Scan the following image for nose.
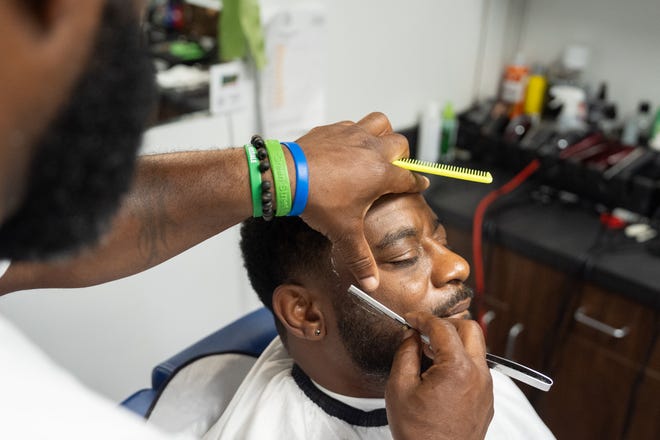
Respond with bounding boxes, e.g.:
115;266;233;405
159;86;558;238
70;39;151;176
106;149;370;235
428;242;470;287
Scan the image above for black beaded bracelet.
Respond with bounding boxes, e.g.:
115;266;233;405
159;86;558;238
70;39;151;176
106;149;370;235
251;135;274;221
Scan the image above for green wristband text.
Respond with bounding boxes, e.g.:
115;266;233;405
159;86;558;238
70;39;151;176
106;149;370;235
265;139;292;216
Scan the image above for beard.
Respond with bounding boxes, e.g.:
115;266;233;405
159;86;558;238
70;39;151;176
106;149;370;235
0;0;156;261
334;283;475;381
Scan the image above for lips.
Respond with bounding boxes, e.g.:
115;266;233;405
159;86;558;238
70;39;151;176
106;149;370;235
442;297;472;319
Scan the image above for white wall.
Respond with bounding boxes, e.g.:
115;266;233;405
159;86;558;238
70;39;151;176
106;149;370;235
323;0;486;128
517;0;660;118
260;0;490;128
0;1;492;403
473;0;526;101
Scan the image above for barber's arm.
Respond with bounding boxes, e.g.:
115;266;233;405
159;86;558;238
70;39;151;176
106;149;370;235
386;312;494;440
0;112;427;295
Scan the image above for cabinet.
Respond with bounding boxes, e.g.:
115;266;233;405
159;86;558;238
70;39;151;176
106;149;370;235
535;284;656;439
445;224;659;439
625;333;660;439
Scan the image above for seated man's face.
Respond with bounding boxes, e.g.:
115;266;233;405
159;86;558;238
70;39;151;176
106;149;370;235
328;193;472;378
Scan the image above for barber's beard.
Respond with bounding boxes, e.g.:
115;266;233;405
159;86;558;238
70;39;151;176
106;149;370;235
334;284;475;383
0;0;156;261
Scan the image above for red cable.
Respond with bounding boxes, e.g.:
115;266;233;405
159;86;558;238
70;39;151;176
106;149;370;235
472;159;541;333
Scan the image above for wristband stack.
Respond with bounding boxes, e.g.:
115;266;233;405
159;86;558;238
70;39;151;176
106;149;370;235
244;135;309;220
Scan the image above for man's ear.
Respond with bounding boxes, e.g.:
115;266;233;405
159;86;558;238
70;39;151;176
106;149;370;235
272;284;326;340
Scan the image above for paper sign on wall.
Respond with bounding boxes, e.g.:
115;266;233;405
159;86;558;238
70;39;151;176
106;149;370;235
210;61;254;115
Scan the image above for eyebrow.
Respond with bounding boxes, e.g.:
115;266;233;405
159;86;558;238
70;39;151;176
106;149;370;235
374;227;419;251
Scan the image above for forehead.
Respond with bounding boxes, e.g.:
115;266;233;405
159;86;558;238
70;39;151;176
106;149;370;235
363;194;436;244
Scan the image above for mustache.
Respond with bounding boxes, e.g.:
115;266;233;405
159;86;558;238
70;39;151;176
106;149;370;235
431;284;474;317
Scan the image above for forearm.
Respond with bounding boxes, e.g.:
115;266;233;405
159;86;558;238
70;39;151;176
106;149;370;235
0;112;428;295
0;148;252;294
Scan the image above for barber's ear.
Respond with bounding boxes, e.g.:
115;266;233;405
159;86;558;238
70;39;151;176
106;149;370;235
15;0;104;37
2;0;105;111
272;284;326;340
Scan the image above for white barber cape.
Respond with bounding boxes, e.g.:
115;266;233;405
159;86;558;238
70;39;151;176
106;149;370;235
0;260;180;439
204;337;556;440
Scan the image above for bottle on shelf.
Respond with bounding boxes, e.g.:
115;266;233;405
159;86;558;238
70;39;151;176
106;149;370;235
649;107;660;151
598;104;619;139
417;101;441;162
440;102;458;161
524;65;547;125
587;82;608;127
621;102;652;146
500;53;529;119
637;102;654;145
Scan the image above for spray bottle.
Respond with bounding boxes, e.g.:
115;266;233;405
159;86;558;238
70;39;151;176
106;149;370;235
548;85;587;132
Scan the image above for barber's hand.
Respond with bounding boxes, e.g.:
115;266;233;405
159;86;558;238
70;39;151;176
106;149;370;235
385;312;494;440
296;112;429;291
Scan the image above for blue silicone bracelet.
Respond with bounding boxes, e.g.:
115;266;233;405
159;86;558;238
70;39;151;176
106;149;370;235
282;142;309;216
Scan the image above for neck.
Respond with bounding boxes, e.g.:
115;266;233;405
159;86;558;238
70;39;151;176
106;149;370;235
289;339;387;398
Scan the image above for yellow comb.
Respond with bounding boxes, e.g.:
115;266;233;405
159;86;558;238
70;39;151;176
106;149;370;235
392;158;493;184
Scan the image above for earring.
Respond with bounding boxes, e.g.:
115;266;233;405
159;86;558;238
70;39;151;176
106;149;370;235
314;328;321;336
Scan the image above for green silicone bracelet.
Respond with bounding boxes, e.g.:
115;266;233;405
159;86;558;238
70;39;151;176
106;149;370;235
244;144;263;217
264;139;292;216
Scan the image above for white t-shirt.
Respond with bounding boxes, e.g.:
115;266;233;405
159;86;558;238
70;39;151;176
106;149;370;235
0;260;180;439
204;338;556;440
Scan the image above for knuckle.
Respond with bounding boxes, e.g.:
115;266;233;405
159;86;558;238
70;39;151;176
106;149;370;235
344;253;374;272
389;132;410;155
368;111;388;124
332;234;372;272
460;319;486;340
427;316;453;337
463;319;483;332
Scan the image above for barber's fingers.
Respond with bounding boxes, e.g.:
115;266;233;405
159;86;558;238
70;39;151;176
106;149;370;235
378;132;411;159
357;112;393;135
451;318;488;367
406;312;487;367
332;222;380;291
387;330;423;392
378;132;431;193
387;313;494;440
386;157;431;195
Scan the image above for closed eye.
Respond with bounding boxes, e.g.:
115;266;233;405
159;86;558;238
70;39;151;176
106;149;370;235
387;252;420;268
388;256;419;268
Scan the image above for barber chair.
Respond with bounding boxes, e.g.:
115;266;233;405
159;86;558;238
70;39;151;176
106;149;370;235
120;307;277;436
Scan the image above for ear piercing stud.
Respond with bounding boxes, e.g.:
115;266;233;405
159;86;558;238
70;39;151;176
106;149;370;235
314;329;321;336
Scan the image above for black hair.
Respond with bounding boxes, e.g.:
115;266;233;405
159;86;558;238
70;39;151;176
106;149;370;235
239;216;332;313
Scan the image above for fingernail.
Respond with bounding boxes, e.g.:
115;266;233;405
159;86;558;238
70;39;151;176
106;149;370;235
360;276;379;291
